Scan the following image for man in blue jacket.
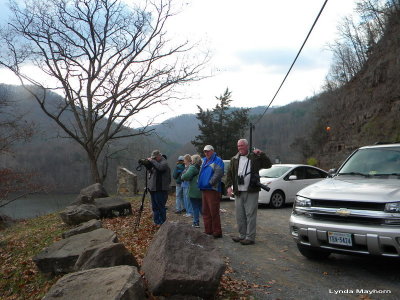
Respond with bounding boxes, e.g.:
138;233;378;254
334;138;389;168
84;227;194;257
198;145;224;238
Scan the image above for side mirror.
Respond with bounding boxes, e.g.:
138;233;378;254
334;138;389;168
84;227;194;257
328;168;337;177
289;175;297;180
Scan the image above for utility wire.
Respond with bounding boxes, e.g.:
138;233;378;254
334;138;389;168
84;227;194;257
254;0;329;125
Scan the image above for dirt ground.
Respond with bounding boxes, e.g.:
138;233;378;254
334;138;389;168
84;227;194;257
168;199;400;300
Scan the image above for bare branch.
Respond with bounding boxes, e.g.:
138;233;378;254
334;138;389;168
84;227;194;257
0;0;208;183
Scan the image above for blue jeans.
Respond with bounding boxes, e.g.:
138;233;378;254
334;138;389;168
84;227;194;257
175;184;184;212
190;197;202;225
182;186;193;215
150;191;168;225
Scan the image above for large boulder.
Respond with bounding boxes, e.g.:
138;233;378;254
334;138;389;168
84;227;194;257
33;228;117;275
61;219;102;239
59;204;100;225
74;242;138;271
71;194;95;205
94;196;132;218
142;221;226;298
80;183;108;198
71;183;108;205
42;266;145;300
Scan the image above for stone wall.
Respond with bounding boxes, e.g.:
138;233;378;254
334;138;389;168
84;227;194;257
117;167;138;196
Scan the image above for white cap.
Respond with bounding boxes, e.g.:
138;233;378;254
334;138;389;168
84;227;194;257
203;145;214;151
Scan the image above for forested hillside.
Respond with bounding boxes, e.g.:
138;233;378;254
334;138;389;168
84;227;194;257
312;7;400;169
0;85;159;193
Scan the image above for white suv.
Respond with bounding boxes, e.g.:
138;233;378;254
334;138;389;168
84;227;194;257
290;143;400;259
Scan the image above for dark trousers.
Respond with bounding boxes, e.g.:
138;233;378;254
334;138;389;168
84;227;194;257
201;190;222;236
150;191;168;225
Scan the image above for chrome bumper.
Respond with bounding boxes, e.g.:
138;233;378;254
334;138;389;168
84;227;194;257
290;214;400;257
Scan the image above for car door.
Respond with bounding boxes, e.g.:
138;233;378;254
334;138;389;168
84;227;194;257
284;167;307;202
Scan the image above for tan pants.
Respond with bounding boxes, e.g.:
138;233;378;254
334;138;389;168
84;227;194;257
235;191;259;241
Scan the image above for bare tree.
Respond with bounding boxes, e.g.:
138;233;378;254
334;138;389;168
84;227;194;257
0;0;207;183
324;0;399;90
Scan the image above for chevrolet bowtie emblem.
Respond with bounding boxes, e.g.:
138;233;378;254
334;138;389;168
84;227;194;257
336;208;351;216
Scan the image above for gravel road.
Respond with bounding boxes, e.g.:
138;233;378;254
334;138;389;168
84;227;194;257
170;200;400;299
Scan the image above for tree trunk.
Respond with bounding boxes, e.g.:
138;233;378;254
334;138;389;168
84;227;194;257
88;153;102;184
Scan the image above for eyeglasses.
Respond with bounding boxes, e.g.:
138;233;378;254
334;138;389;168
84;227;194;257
203;150;210;153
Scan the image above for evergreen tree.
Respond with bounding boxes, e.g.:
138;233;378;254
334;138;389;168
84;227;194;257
192;88;249;158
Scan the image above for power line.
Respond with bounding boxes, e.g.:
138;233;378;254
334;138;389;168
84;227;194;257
253;0;329;125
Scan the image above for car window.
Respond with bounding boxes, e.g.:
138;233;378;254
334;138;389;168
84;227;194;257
259;166;291;178
289;167;306;180
305;167;327;179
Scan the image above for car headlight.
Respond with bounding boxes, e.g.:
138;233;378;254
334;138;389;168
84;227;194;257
385;202;400;213
295;195;311;207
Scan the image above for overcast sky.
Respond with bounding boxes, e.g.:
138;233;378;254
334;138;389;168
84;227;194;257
0;0;357;126
160;0;356;122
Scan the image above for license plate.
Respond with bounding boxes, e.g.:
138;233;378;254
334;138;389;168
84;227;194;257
328;231;352;246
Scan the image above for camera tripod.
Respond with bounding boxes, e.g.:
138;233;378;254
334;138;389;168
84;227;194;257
133;169;149;232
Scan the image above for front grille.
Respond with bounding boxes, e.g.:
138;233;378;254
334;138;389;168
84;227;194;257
312;213;384;225
312;200;386;211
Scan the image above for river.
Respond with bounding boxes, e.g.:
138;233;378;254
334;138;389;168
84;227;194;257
0;194;76;219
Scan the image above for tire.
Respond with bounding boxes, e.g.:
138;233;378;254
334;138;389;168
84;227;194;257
269;191;285;208
297;244;331;260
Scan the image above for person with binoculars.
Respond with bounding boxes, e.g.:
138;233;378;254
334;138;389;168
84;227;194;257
226;139;271;245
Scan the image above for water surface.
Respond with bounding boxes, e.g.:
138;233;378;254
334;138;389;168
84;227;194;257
0;194;76;219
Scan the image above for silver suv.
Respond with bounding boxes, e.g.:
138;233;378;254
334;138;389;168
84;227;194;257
290;143;400;259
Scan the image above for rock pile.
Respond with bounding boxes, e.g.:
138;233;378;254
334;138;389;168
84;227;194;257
59;183;132;225
33;183;225;299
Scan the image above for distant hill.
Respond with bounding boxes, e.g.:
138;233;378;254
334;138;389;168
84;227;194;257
0;84;157;193
148;114;198;145
148;106;271;146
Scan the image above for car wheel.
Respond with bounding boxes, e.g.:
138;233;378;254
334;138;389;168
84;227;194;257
269;191;285;208
297;244;330;260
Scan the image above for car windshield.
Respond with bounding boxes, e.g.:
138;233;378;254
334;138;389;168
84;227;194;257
259;166;291;178
339;148;400;177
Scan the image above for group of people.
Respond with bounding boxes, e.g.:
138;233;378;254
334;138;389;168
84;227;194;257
172;145;224;237
145;138;271;245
